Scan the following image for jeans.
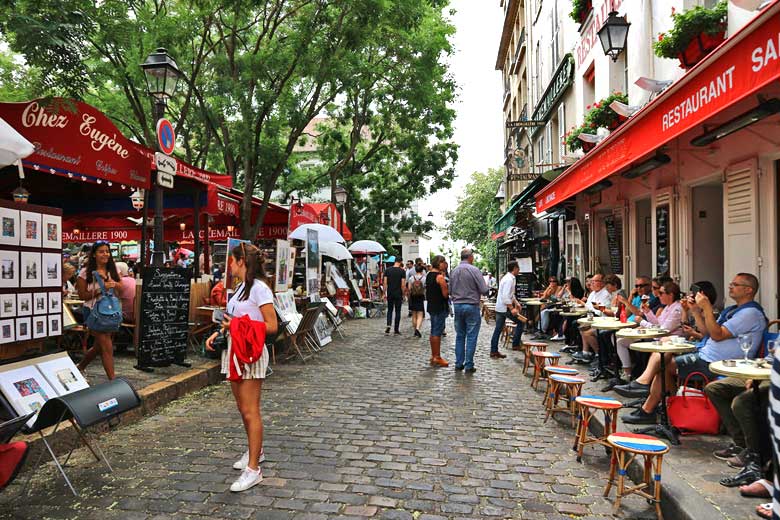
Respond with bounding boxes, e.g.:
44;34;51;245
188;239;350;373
704;377;769;454
386;296;402;331
429;310;448;337
490;311;524;353
454;303;481;369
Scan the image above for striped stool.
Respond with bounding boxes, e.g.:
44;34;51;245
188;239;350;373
542;366;579;407
544;374;586;426
503;321;518;350
521;341;547;374
530;351;560;390
573;395;623;462
604;432;670;519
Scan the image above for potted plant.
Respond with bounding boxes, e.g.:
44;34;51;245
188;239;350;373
569;0;593;24
565;123;597;154
586;92;629;129
653;1;727;70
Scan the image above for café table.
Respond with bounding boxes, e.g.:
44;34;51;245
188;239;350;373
629;341;696;445
710;359;771;463
589;319;638;382
560;308;587;317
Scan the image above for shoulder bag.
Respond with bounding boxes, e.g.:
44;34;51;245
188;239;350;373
667;371;720;435
85;271;123;333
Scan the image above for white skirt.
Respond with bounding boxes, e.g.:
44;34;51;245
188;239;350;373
220;335;268;380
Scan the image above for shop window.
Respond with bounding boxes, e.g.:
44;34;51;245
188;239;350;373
557;103;566;162
582;63;595;115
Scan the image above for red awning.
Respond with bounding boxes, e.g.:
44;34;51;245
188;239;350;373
130;143;233;189
0;98;152;189
289;202;353;241
535;3;780;213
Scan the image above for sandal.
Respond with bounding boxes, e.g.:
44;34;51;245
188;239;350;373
756;503;772;519
741;479;773;498
720;464;762;487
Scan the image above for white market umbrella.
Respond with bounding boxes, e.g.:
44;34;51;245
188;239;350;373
320;241;353;261
348;240;386;254
0;116;34;167
289;223;345;243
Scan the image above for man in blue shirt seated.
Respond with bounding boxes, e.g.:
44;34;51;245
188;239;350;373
623;273;767;425
617;275;659;324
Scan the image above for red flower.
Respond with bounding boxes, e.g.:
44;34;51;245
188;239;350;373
671;7;676;15
658;33;665;41
586;104;592;110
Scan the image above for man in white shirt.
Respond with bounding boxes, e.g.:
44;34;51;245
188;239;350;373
489;262;528;358
573;273;613;362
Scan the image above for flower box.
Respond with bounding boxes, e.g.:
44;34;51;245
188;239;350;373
677;31;725;69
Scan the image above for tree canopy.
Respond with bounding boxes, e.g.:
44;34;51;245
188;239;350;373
444;167;503;270
0;0;458;243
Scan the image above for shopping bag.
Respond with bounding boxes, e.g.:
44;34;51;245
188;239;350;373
667;371;720;435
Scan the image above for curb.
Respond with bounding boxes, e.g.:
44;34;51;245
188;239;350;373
18;360;222;458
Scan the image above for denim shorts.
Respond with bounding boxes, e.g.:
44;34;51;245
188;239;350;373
429;310;448;337
674;352;715;381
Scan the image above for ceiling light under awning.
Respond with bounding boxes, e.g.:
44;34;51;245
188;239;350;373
621;153;671;179
691;98;780;146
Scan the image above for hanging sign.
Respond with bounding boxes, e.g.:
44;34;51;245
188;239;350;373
156;118;176;155
154;152;176;174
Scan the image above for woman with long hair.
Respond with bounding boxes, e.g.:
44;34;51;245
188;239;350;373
206;243;278;492
408;264;426;337
76;241;122;380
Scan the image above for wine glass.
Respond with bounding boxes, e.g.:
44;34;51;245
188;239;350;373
738;334;752;365
767;339;777;359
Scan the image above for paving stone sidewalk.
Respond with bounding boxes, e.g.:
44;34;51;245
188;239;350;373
1;315;664;519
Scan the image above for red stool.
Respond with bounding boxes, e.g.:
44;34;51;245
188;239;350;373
573;395;622;462
530;351;560;390
522;341;547;374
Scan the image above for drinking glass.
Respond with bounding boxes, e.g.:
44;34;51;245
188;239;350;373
739;334;752;365
767;340;777;358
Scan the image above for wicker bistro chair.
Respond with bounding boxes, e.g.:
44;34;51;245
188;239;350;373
604;432;670;519
521;341;548;374
530;350;561;390
544;374;587;426
542;366;579;407
573;395;623;462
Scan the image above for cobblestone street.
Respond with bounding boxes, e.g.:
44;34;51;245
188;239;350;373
2;316;662;519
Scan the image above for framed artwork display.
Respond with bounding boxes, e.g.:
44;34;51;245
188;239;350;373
42;214;62;250
0;293;15;318
17;293;31;316
32;315;46;339
19;211;41;248
62;304;77;330
15;317;30;341
36;353;88;395
0;250;19;289
0;319;13;344
0;364;57;427
0;208;19;246
42;253;60;288
47;314;61;337
20;252;41;288
47;292;61;314
33;293;47;315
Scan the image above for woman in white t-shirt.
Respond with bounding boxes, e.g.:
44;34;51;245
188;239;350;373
206;243;277;493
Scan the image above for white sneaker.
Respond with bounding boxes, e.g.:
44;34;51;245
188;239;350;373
233;449;266;470
230;466;263;492
550;334;564;341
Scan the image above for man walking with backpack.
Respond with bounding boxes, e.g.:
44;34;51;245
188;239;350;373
408;264;427;337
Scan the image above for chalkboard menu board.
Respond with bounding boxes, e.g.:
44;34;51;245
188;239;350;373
137;267;191;367
656;205;670;276
604;216;623;274
515;273;537;299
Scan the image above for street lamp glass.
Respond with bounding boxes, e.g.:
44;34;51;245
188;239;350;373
334;186;348;206
141;48;182;100
597;12;630;62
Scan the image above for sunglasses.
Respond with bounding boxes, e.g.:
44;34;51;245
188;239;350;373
652;285;660;290
634;283;649;288
94;240;110;246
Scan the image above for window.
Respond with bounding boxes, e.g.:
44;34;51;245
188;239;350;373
551;0;560;67
545;123;553;166
557;103;566;162
537;133;545;174
535;44;542;104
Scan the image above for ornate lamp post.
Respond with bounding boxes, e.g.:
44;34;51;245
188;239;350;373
333;185;348;239
140;48;182;266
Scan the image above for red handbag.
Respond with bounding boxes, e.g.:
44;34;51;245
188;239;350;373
667;372;721;435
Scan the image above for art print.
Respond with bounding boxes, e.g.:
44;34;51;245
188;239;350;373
0;250;19;288
48;292;61;313
15;317;30;341
0;294;15;318
313;314;332;347
42;214;62;250
20;252;41;288
32;315;46;339
0;365;58;427
33;293;47;315
19;211;41;247
0;208;19;246
48;314;61;337
0;319;13;344
42;253;61;287
36;352;89;395
275;239;290;292
17;293;31;316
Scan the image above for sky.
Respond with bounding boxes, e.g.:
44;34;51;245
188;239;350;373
423;0;505;254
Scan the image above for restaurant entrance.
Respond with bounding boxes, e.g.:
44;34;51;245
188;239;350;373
690;181;724;308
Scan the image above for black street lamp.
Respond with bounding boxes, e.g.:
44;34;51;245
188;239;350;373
141;47;182;266
333;185;348;239
598;11;631;62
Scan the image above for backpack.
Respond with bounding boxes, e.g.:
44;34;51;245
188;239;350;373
85;271;123;332
410;275;425;297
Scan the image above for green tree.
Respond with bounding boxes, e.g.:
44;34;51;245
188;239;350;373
445;168;503;270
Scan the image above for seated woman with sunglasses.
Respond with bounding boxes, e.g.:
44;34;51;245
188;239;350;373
206;243;277;493
76;241;122;380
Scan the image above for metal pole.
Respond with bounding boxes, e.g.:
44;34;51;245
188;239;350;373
152;100;166;267
193;191;201;279
140;189;149;268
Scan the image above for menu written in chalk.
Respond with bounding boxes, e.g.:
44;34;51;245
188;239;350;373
605;216;623;275
656;205;670;276
138;267;192;367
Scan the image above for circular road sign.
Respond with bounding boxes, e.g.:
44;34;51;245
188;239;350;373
156;118;176;155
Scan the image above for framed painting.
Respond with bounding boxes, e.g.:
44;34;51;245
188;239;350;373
36;353;88;395
47;314;61;337
32;315;46;339
19;211;41;248
15;317;30;341
0;364;58;427
16;293;31;316
0;208;19;247
42;214;62;250
33;292;47;315
20;252;41;288
0;250;19;289
42;253;61;288
0;319;13;344
0;293;15;319
47;292;61;314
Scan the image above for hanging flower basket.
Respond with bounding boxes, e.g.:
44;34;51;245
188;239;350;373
570;0;593;24
677;31;726;69
581;141;596;153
